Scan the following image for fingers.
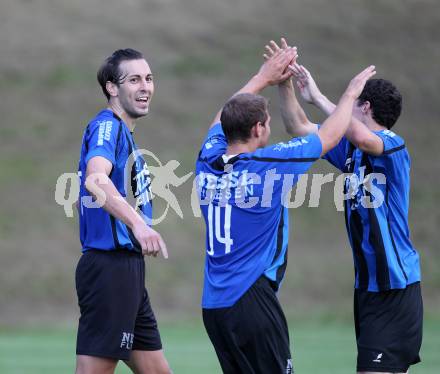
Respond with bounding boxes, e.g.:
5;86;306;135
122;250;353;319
260;42;298;85
355;65;376;80
296;80;305;90
280;70;294;82
269;40;281;52
264;38;296;60
352;65;376;87
299;65;310;79
158;236;169;259
264;44;275;57
152;239;160;257
346;65;377;99
141;239;156;257
139;228;168;259
288;63;301;76
288;63;308;85
269;46;296;67
364;65;376;80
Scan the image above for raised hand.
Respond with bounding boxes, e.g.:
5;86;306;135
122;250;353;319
288;63;322;104
344;65;376;99
257;46;297;86
263;38;293;61
261;38;297;85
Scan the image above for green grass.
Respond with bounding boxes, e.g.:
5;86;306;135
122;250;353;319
0;319;438;373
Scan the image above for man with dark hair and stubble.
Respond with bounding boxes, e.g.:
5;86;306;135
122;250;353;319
196;45;376;373
75;49;171;374
266;38;422;374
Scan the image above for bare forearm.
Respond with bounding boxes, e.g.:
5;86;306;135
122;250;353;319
314;94;382;155
210;74;269;127
319;93;356;155
278;81;316;136
313;93;336;116
85;175;145;229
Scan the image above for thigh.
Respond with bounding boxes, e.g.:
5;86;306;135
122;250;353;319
203;276;292;374
235;277;292;373
124;350;170;374
132;288;163;351
75;354;117;374
203;308;243;374
355;283;423;373
76;250;144;361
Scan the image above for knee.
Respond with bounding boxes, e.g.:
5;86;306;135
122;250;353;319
153;362;172;374
76;355;116;374
134;360;172;374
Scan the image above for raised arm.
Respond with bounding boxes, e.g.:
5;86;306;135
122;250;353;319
209;47;297;128
292;64;384;156
263;38;318;137
314;66;377;156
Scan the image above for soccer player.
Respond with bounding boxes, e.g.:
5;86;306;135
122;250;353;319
196;46;376;373
75;49;171;374
269;39;422;374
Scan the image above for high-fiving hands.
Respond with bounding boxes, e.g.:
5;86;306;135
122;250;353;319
264;37;376;103
257;43;297;86
263;38;296;86
263;38;322;103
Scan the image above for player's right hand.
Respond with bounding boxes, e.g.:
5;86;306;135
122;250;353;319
257;45;297;86
344;65;376;100
288;63;322;104
132;222;169;259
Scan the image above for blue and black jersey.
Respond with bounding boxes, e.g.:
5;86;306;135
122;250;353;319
324;129;421;291
196;123;322;308
78;109;152;252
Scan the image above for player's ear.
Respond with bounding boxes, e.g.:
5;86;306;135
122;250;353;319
106;81;118;98
362;101;371;114
253;122;263;138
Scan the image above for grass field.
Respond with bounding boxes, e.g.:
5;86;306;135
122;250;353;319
0;319;438;373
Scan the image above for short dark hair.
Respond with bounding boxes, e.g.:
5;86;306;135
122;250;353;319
220;93;269;143
358;79;402;129
97;48;144;101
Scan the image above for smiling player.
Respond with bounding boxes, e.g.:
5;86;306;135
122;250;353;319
75;49;170;374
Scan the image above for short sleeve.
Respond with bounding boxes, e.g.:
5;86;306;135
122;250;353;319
198;123;228;161
314;122;349;171
248;133;322;176
375;130;405;155
84;118;121;165
322;137;349;171
258;132;322;161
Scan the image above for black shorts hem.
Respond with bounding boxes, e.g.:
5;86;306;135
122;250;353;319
131;345;163;352
357;366;408;372
76;350;129;361
357;357;421;372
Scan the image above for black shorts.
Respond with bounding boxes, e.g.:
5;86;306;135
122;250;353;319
354;282;423;373
75;249;162;361
203;276;293;374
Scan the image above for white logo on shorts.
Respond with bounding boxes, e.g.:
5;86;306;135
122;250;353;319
120;332;134;349
286;358;293;373
373;353;383;363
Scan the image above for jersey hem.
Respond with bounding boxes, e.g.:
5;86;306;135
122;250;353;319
355;279;420;292
202;274;273;309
